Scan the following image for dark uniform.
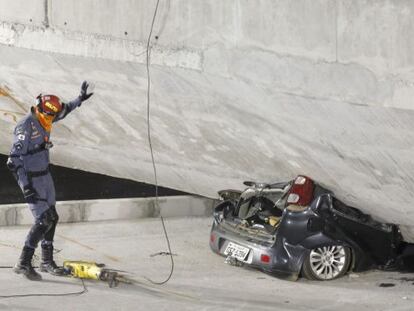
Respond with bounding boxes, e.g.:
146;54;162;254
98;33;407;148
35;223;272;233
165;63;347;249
8;99;80;247
7;82;93;280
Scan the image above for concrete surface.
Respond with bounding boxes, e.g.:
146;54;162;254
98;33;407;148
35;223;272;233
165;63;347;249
1;1;414;242
0;216;413;311
0;196;215;226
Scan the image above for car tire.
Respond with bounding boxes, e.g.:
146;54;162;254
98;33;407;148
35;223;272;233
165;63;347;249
302;245;351;281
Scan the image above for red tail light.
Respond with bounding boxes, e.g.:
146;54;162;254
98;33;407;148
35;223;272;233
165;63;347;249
260;254;270;263
286;175;314;207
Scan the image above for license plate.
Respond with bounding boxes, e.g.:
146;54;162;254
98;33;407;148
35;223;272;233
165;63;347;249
224;242;250;261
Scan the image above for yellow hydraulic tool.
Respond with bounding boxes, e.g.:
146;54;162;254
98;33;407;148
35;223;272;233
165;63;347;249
63;261;132;288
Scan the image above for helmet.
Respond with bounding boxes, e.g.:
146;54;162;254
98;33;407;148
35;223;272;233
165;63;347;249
36;94;62;116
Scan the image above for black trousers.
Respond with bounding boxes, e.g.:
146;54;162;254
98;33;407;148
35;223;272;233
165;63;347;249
25;205;59;249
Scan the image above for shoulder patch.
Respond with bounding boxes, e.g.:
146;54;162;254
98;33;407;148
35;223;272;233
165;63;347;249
15;126;25;135
17;134;26;141
14;142;23;151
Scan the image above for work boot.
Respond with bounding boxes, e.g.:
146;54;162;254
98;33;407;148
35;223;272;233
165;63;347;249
40;244;65;276
13;246;42;281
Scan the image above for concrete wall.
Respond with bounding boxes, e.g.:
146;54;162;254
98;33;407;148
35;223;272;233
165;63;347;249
2;1;414;108
1;1;414;240
0;196;216;226
0;0;45;26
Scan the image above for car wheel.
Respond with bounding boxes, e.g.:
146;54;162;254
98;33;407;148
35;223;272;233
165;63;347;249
302;245;351;281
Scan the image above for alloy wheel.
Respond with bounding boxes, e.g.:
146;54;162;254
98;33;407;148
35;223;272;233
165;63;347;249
309;246;347;280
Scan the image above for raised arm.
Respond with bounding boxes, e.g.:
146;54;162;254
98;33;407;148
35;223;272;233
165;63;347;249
54;81;94;123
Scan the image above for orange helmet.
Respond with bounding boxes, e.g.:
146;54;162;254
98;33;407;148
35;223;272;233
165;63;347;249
36;94;63;116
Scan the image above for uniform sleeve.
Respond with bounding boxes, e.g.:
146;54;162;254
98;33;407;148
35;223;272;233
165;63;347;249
53;97;82;123
8;122;32;188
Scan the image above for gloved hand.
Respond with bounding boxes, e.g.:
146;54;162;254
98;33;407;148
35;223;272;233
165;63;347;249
78;81;93;104
6;158;18;180
23;185;37;204
6;157;16;171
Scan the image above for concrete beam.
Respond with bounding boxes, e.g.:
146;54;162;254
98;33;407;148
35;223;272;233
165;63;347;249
1;1;414;242
0;0;45;26
338;0;414;75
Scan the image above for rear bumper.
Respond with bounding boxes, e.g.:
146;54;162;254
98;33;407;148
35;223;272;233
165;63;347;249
210;221;307;281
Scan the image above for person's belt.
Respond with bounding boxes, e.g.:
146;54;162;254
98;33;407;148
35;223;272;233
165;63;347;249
27;168;49;178
9;142;53;158
27;146;48;155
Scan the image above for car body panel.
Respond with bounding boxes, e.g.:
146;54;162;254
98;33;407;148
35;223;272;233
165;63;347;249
210;176;412;280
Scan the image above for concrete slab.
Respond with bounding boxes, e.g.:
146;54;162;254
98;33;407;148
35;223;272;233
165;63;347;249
0;196;215;226
0;217;413;310
1;0;414;244
2;45;413;241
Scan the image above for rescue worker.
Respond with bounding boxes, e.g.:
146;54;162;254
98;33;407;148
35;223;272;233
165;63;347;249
6;81;93;281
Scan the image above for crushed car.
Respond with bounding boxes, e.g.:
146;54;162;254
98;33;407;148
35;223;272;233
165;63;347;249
209;175;414;281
